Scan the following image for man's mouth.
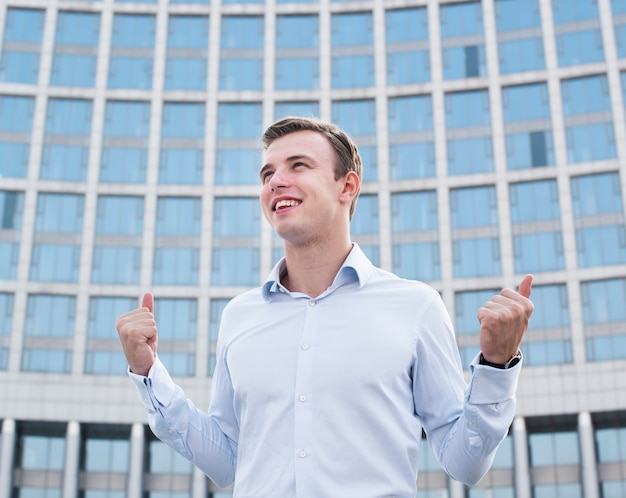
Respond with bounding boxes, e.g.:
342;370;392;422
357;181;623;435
274;199;301;211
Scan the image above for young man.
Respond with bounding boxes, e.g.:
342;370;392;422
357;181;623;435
117;117;534;497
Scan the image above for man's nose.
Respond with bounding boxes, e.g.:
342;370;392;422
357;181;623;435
268;168;288;189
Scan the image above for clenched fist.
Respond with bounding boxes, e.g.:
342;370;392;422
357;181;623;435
116;293;158;376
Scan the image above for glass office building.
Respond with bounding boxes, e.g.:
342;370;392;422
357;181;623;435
0;0;625;496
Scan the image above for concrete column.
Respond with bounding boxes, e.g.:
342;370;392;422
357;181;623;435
192;465;207;498
127;423;145;498
513;417;531;498
579;412;600;498
449;478;465;498
0;418;16;498
62;421;80;498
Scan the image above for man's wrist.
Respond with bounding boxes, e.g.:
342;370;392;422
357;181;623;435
479;352;521;369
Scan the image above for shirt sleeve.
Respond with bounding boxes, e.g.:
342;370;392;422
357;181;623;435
127;355;237;488
412;292;521;486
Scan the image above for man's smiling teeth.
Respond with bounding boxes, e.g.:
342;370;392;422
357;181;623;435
275;199;300;211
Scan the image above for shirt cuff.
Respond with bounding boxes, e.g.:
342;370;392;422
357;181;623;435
127;355;179;411
466;352;523;404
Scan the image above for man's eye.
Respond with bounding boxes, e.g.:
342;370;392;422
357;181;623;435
262;171;273;182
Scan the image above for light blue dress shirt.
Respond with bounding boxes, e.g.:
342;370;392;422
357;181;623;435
130;244;521;497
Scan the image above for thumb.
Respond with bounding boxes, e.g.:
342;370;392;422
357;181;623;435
141;292;154;313
518;274;533;299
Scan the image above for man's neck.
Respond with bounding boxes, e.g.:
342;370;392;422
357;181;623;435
281;238;353;298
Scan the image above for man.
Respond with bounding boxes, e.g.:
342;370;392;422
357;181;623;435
117;117;534;497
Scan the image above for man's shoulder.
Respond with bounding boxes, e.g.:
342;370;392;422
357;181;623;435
367;265;439;297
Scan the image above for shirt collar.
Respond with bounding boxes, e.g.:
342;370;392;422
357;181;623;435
261;243;374;302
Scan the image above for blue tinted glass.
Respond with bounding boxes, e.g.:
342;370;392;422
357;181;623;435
440;1;483;37
275;101;319;119
92;246;141;285
527;285;570;332
104;101;150;137
0;51;40;83
498;37;545;74
502;83;550;122
391;191;438;231
35;193;84;232
156;197;201;236
552;0;599;23
387;50;431;84
167;16;208;49
111;14;155;48
22;349;72;373
96;196;144;235
332;12;373;46
616;24;626;58
0;241;19;280
155;298;197;341
0;293;13;337
388;96;433;133
351;194;378;235
442;45;486;80
162;102;205;138
219;58;263;90
20;435;66;469
150;440;193;474
582;278;626;323
276;57;318;90
25;294;76;337
165;58;207;90
100;147;147;183
159;149;203;185
359;146;377;183
529;431;580;466
108;56;153;89
596;427;626;462
217;102;262;139
455;289;497;334
85;350;130;375
30;244;81;282
41;145;88;181
613;0;626;14
55;11;100;45
562;75;611;115
1;190;24;230
576;226;626;267
445;90;491;128
506;130;555;169
393;243;440;281
332;54;375;88
510;180;560;222
571;172;623;215
386;7;428;43
453;238;501;278
85;439;130;472
0;142;29;178
447;137;493;175
221;16;264;49
51;54;97;87
276;15;318;48
332;100;376;135
153;248;199;286
46;99;92;135
0;95;35;132
214;197;260;237
88;296;137;339
525;339;572;366
3;8;45;43
556;29;604;67
211;248;260;286
495;0;541;31
565;122;616;162
450;186;498;227
0;9;44;84
215;149;261;185
389;142;435;180
513;232;565;273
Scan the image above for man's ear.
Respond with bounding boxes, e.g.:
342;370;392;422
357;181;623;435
340;171;361;203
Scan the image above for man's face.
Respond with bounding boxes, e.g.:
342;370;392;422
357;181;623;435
259;130;351;246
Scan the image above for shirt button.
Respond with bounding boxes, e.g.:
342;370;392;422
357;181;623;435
309;300;316;306
301;343;309;351
299;450;307;458
299;395;307;402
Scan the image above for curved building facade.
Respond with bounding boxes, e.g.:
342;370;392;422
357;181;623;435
0;0;625;496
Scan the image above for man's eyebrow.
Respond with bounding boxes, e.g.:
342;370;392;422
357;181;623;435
259;154;313;178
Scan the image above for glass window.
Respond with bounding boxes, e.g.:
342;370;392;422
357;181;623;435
275;101;319;119
165;15;209;91
154;298;197;377
596;423;626;496
160;102;205;185
41;98;93;181
332;100;377;182
92;196;144;285
51;11;100;87
351;194;379;266
215;102;263;185
0;95;35;178
391;191;439;282
581;278;626;361
556;29;604;67
0;292;13;370
86;296;137;375
450;185;500;278
571;172;626;268
220;16;264;91
153;197;201;286
276;15;319;90
0;8;45;84
108;14;155;89
100;100;150;183
212;197;260;287
22;294;75;373
30;193;84;283
561;75;615;163
440;2;486;80
385;8;430;85
331;12;374;88
552;0;599;23
0;190;24;280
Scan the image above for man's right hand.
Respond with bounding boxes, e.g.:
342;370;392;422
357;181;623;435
116;293;158;376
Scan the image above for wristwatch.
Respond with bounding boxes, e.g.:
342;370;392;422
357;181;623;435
479;352;521;369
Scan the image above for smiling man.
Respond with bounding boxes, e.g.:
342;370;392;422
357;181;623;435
117;116;534;497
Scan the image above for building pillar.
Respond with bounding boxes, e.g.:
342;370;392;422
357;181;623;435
0;418;16;498
512;417;531;498
449;478;465;498
192;465;207;498
62;421;80;498
579;411;600;498
127;423;145;498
